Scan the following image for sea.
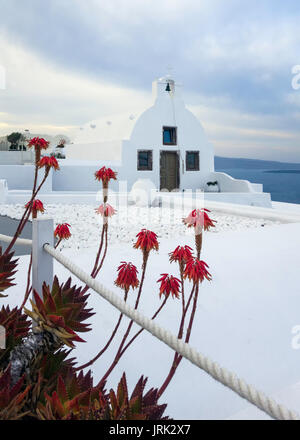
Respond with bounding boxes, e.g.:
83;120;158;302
216;168;300;204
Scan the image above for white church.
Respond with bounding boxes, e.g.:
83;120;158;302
0;75;271;207
66;75;271;207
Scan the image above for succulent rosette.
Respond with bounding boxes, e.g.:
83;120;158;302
24;276;94;348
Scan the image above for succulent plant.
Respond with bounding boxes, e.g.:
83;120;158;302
0;248;18;297
37;369;104;420
24;276;94;348
39;349;77;383
0;305;31;367
30;349;77;409
0;367;31;420
37;371;168;420
107;373;168;420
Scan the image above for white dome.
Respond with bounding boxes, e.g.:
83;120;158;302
67;76;214;179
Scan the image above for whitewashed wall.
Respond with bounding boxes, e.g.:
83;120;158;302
0;165;52;192
53;164;120;192
0;151;34;165
0;164;268;197
66;140;122;162
207;172;263;193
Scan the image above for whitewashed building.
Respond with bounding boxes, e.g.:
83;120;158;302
66;75;271;206
68;75;215;191
0;75;271;207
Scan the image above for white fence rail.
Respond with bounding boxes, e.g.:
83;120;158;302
0;233;32;246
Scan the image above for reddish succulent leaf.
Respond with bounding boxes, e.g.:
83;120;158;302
0;306;30;365
25;276;94;347
33;290;47;316
45;293;57;313
0;367;30;419
48;314;65;327
57;376;68;402
0;248;18;295
37;371;168;420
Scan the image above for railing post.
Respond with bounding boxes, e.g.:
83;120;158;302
32;218;54;297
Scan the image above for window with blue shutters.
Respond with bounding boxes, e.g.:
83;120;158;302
163;127;177;145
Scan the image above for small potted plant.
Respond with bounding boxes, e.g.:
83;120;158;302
206;180;219;192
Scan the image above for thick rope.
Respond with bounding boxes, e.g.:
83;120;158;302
0;234;32;246
44;243;300;420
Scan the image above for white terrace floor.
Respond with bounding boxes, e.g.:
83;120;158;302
0;203;282;250
2;205;300;419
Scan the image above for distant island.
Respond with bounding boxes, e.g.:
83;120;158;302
264;170;300;174
215;156;300;170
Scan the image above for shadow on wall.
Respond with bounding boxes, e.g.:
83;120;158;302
0;215;32;256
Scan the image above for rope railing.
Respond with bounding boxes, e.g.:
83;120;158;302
44;242;300;421
0;233;32;247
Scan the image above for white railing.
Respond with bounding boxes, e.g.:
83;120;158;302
1;217;300;420
0;233;32;247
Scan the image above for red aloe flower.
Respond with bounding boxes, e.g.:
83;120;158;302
183;257;212;283
95;204;116;217
54;223;71;240
38;156;60;171
169;245;193;264
25;199;45;213
157;274;181;299
27;137;50;150
115;262;139;291
95;167;117;185
133;229;159;252
183;208;216;231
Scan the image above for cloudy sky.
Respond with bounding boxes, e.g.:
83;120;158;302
0;0;300;161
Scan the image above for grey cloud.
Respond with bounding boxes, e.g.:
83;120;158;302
1;0;300;160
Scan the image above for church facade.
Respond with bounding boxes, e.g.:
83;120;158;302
120;76;215;192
